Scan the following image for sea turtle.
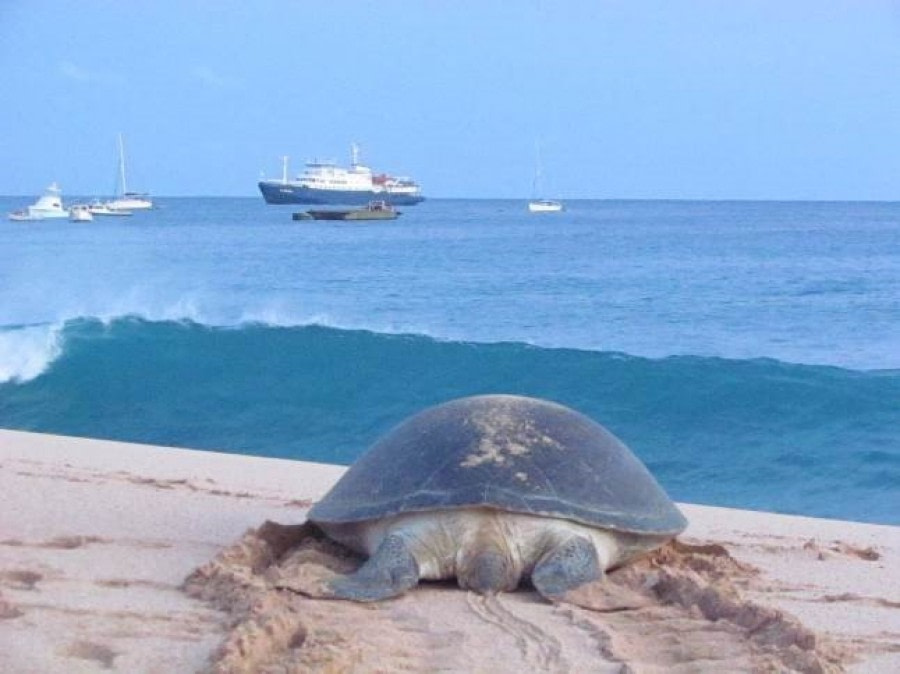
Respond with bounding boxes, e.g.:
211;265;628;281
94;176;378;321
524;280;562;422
307;394;687;602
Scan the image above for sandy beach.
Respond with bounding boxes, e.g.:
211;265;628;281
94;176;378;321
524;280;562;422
1;429;898;672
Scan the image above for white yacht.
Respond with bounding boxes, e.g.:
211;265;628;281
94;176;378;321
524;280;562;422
105;133;153;210
8;183;69;221
527;141;564;213
106;193;152;211
528;199;564;213
88;199;132;216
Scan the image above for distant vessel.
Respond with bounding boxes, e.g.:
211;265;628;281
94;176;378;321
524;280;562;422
528;199;564;213
528;141;563;213
105;133;153;211
88;199;132;217
294;200;401;221
259;144;424;206
68;204;94;222
8;183;69;221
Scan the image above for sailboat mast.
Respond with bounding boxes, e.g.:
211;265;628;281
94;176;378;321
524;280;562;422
532;140;543;198
118;133;128;196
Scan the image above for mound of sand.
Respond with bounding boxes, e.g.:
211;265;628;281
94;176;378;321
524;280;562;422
185;521;847;673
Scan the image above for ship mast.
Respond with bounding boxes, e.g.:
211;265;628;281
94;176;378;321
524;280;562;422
532;139;543;198
118;133;128;196
281;156;289;183
351;142;360;167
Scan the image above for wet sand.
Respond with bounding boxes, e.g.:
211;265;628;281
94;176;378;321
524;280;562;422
1;429;898;672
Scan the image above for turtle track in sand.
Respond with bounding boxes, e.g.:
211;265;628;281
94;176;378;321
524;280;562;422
466;593;567;673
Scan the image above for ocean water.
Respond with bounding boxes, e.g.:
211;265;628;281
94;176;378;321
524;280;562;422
1;197;898;525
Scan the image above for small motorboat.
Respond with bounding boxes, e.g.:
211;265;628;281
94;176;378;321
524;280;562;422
7;183;69;221
69;204;94;222
295;200;401;221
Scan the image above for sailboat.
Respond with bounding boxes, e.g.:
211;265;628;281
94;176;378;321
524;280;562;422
105;133;153;210
528;141;563;213
528;198;564;213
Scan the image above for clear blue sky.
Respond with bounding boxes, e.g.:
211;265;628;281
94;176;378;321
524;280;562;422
2;1;899;199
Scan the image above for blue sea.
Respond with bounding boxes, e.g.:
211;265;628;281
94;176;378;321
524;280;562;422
1;197;898;525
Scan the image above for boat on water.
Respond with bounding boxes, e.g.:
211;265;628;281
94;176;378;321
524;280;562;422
528;199;564;213
88;199;132;216
68;204;94;222
107;192;152;211
294;200;401;221
8;183;70;221
105;133;153;211
259;144;424;206
527;141;564;213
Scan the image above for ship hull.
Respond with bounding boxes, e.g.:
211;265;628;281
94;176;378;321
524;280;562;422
258;181;424;206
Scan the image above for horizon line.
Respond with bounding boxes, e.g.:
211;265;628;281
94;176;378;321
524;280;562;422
2;194;899;204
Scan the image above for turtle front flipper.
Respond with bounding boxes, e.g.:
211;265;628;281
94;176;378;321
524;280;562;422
531;535;601;601
327;533;420;602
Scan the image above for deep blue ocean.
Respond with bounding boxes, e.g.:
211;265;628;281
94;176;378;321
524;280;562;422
1;197;898;525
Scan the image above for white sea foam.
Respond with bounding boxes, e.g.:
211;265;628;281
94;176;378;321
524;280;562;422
84;289;212;327
236;302;328;328
0;324;64;384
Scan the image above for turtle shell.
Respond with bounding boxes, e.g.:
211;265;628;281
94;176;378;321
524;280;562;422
309;395;687;536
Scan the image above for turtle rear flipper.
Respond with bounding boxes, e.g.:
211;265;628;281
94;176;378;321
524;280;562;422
326;533;419;602
531;535;601;600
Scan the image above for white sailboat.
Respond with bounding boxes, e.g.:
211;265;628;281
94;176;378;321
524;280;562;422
528;199;564;213
88;199;132;217
105;133;153;211
527;141;563;213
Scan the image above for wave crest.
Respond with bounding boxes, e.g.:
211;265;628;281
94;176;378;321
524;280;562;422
0;324;65;383
1;316;897;525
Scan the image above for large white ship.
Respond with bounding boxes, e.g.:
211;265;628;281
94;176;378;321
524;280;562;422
258;144;424;206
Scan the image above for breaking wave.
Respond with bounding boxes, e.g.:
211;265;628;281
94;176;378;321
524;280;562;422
0;316;897;524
